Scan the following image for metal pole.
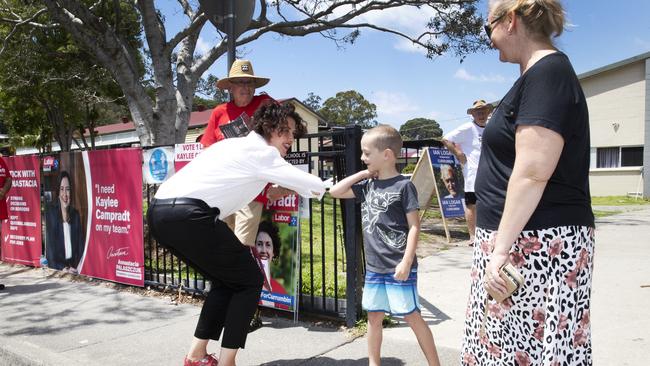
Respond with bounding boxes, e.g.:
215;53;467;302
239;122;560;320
227;0;236;72
343;125;363;327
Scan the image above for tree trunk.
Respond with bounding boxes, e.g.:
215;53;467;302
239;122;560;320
42;101;73;151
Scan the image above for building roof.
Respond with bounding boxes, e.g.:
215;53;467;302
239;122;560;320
90;109;213;136
578;51;650;80
88;97;328;137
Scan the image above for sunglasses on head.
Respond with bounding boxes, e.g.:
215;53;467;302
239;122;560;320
484;12;507;39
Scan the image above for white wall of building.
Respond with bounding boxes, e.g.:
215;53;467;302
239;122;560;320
581;58;647;196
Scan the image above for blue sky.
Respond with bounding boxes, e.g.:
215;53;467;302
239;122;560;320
164;0;650;135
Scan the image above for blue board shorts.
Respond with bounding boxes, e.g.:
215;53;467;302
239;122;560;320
362;269;420;316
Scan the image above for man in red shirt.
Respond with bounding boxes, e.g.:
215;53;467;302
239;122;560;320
0;155;12;291
200;59;274;146
200;60;281;249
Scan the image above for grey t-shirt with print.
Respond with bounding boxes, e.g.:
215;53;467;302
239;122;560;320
351;175;419;274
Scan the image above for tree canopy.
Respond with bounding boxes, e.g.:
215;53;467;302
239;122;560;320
1;0;487;146
320;90;377;129
302;92;323;112
0;0;141;151
399;117;443;140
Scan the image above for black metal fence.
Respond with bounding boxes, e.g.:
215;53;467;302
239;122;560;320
143;125;364;326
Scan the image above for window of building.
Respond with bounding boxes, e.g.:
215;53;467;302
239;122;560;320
621;146;643;167
597;147;619;168
596;146;643;168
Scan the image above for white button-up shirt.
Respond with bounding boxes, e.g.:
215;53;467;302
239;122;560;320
155;132;325;219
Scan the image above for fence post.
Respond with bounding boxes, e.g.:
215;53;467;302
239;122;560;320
343;125;363;327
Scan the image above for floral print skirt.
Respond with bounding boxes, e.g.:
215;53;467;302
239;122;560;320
460;226;594;365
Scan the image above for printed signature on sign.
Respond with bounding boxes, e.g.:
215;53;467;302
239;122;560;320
106;246;129;260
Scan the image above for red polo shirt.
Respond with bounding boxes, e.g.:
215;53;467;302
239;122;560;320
200;94;274;205
200;94;274;147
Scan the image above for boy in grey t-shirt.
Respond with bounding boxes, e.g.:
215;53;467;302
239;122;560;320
330;125;441;366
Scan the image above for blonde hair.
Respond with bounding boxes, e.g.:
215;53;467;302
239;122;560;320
363;125;403;158
490;0;565;40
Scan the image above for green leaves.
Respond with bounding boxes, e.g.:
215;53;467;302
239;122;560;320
319;90;377;129
399;118;443;140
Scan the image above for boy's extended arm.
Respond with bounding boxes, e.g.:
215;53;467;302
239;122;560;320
394;210;420;281
329;170;374;199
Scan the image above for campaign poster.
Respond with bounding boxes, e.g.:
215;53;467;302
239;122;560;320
142;147;175;184
253;151;309;312
43;152;89;274
256;194;300;312
428;147;465;218
0;155;41;267
174;143;203;172
80;149;144;285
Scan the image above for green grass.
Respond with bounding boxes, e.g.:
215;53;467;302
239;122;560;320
300;195;347;298
421;206;442;219
591;196;650;206
593;210;622;219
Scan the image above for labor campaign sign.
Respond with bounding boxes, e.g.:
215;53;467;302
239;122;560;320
77;149;144;286
174;143;203;172
253;151;311;313
0;155;42;267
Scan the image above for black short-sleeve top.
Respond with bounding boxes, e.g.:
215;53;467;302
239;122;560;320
475;52;595;231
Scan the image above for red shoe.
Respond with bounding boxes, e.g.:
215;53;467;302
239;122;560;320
183;354;218;366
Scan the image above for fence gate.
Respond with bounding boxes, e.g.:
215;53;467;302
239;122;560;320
144;126;364;326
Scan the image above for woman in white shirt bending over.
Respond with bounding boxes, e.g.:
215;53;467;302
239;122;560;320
148;102;326;366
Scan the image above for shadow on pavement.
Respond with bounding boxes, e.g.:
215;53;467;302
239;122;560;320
260;356;404;365
418;296;451;326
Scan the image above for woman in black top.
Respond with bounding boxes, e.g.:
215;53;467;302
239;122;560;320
461;1;595;365
45;171;86;272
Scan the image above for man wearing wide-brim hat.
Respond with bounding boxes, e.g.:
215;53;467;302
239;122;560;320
200;59;273;147
199;59;279;251
442;99;494;246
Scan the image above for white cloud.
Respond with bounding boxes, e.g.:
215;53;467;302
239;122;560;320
351;6;437;34
393;38;428;55
370;91;420;127
453;68;507;83
634;37;650;50
332;4;440;54
371;91;419;116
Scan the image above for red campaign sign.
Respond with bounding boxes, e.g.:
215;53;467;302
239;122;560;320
265;194;299;212
78;149;144;286
174;143;203;172
1;156;42;266
272;212;292;224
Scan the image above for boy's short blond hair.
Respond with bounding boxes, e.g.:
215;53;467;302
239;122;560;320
363;125;403;159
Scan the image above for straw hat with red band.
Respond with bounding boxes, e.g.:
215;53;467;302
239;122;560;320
216;59;270;90
466;99;494;114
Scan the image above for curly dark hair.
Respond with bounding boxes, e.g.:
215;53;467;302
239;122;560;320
257;220;281;260
252;102;307;140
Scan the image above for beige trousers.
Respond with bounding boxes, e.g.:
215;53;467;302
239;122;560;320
222;200;264;247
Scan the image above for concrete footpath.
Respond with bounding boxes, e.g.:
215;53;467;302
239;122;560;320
1;208;649;366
